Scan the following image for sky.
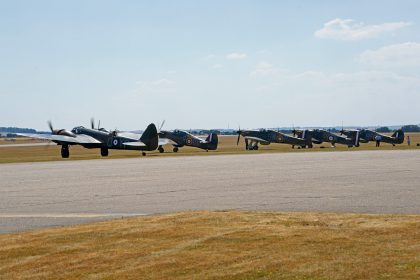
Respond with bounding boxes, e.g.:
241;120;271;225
1;0;420;131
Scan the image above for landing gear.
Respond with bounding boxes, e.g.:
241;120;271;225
158;146;164;153
142;152;146;156
173;147;179;153
61;145;69;158
100;147;109;157
253;145;259;150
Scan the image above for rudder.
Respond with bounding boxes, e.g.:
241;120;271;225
140;123;159;151
392;130;404;144
205;133;218;150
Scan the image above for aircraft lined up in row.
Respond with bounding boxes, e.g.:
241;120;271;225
18;120;219;158
236;127;404;150
18;120;404;158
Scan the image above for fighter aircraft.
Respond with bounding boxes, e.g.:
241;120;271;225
17;121;159;158
158;129;218;152
358;129;404;146
294;129;361;148
236;128;313;150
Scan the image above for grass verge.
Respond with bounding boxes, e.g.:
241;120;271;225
1;211;419;279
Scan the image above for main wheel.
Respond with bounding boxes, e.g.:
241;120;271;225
253;145;259;150
61;145;69;158
142;152;146;156
158;146;164;153
173;147;179;152
101;148;109;157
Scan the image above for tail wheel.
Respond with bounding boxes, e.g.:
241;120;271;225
173;147;179;152
101;148;109;157
142;152;146;156
158;146;164;153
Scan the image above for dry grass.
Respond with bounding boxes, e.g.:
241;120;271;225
0;133;419;164
0;211;419;279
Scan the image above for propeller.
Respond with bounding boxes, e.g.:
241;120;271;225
236;125;242;145
158;120;166;132
47;120;74;137
91;118;95;129
48;120;54;132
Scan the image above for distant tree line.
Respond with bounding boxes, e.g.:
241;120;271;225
401;125;420;132
376;127;391;133
0;127;36;133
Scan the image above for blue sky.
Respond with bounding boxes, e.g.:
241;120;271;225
1;0;419;130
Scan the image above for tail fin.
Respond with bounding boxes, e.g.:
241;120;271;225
205;133;218;150
302;130;313;148
140;123;159;151
392;130;404;144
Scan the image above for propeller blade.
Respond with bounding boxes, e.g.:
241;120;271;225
98;120;101;130
159;120;166;131
91;118;95;129
236;125;241;145
47;121;53;132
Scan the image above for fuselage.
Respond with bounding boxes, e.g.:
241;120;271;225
67;126;147;150
240;129;310;146
159;130;216;150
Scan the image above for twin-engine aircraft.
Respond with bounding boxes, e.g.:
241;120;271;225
18;120;158;158
158;130;218;152
236;128;313;150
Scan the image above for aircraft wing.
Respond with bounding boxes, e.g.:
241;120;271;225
17;133;101;144
158;138;177;145
243;136;270;145
117;132;141;141
122;141;146;147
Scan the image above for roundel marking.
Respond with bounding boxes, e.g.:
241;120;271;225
186;138;192;145
278;135;283;142
113;139;118;146
328;136;334;141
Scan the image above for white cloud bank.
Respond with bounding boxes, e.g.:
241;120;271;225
359;42;420;67
226;52;247;60
315;18;410;41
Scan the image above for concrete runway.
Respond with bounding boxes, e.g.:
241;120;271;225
1;150;419;233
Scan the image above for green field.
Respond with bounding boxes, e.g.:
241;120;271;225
0;133;419;164
1;211;419;279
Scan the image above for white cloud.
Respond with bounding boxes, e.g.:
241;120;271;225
315;18;410;41
226;52;247;60
359;42;420;67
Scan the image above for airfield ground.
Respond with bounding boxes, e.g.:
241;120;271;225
1;137;419;279
0;133;419;164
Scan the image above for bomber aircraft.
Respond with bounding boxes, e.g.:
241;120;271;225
236;128;313;150
158;129;218;152
18;121;159;158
